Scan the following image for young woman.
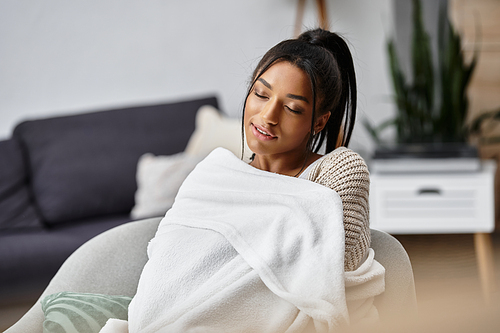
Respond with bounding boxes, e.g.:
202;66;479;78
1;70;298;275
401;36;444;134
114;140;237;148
124;28;381;333
244;28;370;272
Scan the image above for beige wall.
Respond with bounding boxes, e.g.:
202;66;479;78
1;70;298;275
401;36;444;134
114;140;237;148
450;0;500;136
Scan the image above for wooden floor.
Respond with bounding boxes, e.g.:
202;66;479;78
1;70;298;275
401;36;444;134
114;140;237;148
1;232;500;332
379;232;500;333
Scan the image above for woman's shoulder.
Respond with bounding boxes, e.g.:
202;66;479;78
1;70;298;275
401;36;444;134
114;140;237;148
307;147;369;184
307;148;371;271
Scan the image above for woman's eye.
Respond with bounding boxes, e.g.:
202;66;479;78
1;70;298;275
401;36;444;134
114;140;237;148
254;91;267;99
286;106;302;114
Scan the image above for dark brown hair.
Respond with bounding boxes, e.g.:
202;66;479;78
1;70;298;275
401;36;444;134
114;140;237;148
242;28;357;156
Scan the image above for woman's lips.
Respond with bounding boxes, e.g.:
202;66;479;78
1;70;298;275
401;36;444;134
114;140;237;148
251;124;277;141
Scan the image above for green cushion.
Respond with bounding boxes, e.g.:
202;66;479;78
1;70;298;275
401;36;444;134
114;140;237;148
41;291;132;333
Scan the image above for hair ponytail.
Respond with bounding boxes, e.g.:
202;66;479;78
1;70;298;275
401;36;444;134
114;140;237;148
298;29;357;152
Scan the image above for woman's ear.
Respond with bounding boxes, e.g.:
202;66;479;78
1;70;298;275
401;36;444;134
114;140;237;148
314;111;331;134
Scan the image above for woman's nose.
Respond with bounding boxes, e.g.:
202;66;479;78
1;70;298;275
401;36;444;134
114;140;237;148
260;100;279;125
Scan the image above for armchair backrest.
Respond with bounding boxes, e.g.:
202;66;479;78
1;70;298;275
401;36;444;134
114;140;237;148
370;229;418;321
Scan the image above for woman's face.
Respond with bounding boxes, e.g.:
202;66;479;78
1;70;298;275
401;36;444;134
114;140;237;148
244;61;324;160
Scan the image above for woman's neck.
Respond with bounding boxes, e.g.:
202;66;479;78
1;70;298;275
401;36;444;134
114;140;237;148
250;152;323;177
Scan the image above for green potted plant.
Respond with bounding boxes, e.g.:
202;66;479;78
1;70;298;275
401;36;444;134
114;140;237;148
364;0;477;158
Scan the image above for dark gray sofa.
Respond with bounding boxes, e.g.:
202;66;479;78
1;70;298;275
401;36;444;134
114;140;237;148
0;95;218;304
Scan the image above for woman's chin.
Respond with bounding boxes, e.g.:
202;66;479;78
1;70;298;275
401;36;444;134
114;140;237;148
246;143;269;157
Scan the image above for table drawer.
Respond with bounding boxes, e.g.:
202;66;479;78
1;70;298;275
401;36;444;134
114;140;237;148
369;162;495;234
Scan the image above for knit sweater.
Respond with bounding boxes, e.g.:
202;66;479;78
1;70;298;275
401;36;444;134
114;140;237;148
306;147;370;271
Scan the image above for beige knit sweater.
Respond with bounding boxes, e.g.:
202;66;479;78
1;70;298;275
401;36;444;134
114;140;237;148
306;147;370;271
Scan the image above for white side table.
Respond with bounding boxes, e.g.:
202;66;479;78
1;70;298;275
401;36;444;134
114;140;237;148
370;160;497;302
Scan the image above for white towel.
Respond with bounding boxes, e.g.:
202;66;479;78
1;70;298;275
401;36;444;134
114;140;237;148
127;148;384;333
100;319;128;333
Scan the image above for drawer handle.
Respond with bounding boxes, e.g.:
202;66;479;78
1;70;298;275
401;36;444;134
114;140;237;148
418;188;441;195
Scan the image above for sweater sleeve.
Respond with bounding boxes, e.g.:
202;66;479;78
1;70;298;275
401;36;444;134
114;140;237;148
307;147;370;271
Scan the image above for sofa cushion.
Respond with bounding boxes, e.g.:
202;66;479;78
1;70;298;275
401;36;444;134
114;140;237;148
185;105;250;160
0;139;43;230
130;152;204;220
13;96;218;225
0;214;132;302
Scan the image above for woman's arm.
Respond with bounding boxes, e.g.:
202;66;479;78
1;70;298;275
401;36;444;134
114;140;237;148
307;147;370;271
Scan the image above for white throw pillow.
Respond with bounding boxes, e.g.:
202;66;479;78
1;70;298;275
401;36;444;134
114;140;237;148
130;152;203;220
185;105;253;161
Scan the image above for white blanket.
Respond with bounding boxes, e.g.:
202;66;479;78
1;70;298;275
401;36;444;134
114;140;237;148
124;148;384;333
